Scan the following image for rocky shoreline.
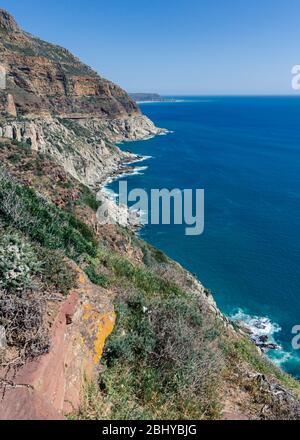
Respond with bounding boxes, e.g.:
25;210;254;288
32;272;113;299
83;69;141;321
232;312;282;352
99;135;284;359
1;7;300;421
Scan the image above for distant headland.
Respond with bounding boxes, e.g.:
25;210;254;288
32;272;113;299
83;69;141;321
129;93;165;102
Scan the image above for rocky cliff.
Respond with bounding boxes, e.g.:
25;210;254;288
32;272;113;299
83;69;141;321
0;9;300;422
0;266;115;420
0;9;138;119
0;9;166;186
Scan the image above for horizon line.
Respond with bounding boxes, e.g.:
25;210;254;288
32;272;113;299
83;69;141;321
130;93;300;97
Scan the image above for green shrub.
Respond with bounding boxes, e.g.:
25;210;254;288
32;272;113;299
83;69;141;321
37;247;77;295
142;243;169;267
79;185;102;211
85;265;109;288
97;249;182;297
7;153;22;164
226;338;300;391
97;290;223;420
11;139;32;150
0;168;98;259
0;233;40;292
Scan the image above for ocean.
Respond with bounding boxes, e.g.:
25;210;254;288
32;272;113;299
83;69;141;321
108;96;300;377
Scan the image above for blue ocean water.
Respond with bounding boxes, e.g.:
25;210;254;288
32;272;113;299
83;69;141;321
108;97;300;377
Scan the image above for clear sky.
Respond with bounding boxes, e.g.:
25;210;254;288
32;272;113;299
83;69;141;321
1;0;300;95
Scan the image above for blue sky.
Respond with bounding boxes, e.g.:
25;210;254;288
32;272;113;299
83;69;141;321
1;0;300;95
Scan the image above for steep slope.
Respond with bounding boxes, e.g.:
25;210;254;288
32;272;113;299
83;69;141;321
0;142;300;420
0;10;300;421
0;9;165;186
0;9;138;118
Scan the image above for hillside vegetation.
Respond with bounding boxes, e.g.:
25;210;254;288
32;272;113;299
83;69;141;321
0;8;300;421
1;140;300;420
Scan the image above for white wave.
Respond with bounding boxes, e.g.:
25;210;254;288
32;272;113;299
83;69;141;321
231;309;281;340
132;165;148;175
101;187;118;201
230;309;298;368
128;155;153;164
109;165;148;182
230;309;281;350
159;131;173;136
269;349;293;367
101;156;150;189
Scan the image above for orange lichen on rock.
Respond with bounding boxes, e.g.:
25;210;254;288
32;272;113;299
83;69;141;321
0;265;115;420
93;312;116;364
78;272;87;285
82;303;116;364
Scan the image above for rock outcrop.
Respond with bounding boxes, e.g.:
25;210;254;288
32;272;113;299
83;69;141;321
0;9;166;187
0;9;18;33
0;9;138;119
0;268;115;420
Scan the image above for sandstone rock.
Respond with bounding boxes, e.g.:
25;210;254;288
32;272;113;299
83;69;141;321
6;94;16;117
0;17;139;119
0;10;166;188
0;268;115;420
0;9;19;32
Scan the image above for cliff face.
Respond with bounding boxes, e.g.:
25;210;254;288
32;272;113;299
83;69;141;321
0;9;166;187
0;9;138;119
1;9;300;422
0;267;115;420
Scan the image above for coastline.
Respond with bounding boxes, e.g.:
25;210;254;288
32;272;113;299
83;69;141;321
1;6;300;420
99;130;290;369
97;144;154;230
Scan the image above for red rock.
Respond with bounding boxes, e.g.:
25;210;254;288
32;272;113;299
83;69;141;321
0;269;115;420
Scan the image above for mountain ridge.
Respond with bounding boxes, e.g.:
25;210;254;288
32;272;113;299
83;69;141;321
0;9;139;119
0;9;166;187
130;93;165;102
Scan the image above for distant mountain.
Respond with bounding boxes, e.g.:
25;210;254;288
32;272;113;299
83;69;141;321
129;93;165;102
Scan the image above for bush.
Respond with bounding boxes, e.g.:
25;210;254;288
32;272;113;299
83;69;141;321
85;265;109;288
0;288;49;365
11;139;32;150
79;185;101;211
7;153;22;164
0;167;98;260
97;249;182;297
0;233;40;292
97;290;224;419
37;247;77;295
142;243;169;267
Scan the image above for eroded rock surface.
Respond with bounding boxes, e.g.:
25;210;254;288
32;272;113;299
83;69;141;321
0;268;115;420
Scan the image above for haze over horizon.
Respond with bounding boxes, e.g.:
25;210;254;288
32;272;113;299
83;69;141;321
1;0;300;96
